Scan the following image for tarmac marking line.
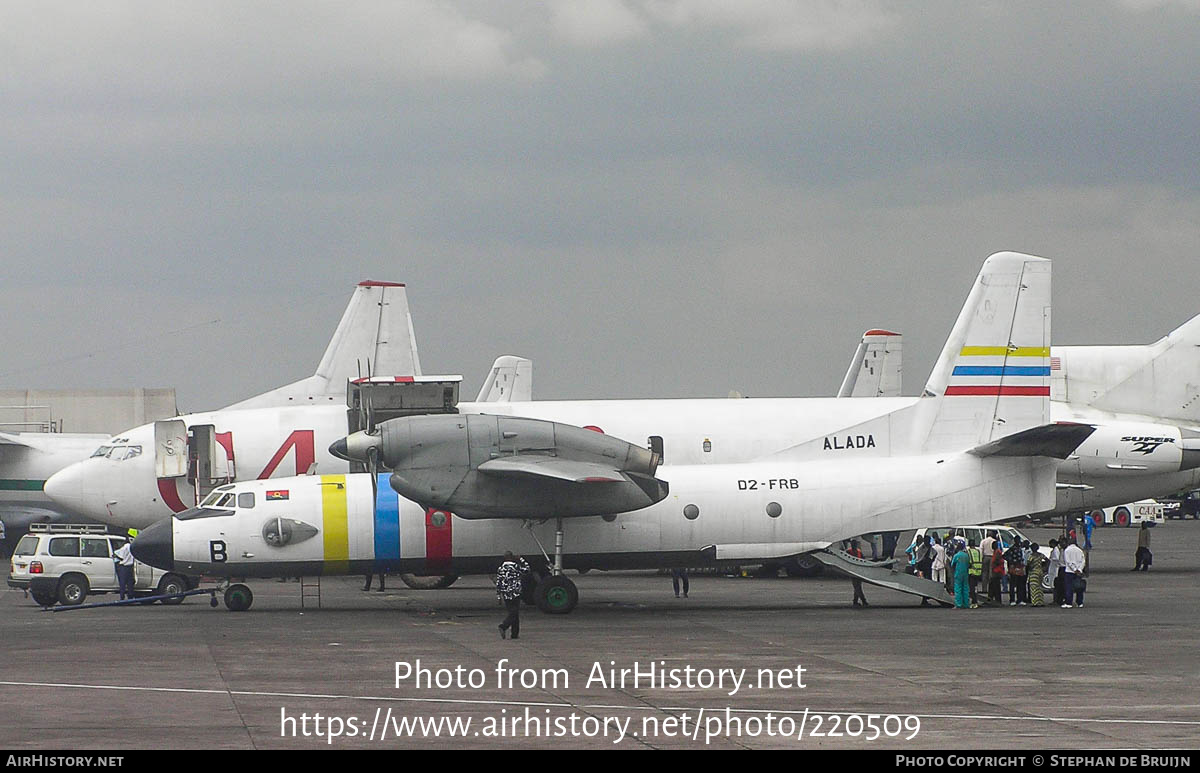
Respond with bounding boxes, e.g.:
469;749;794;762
2;680;1198;727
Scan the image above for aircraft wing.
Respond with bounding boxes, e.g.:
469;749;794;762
968;423;1096;460
0;432;32;447
478;456;626;483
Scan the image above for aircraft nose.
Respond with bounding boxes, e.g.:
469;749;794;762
43;463;89;515
132;518;174;571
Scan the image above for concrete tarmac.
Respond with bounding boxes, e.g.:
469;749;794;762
2;522;1197;749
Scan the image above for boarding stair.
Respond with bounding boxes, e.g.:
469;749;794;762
809;549;954;606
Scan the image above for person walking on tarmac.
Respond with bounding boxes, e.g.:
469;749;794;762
113;537;136;600
847;540;869;607
966;539;983;609
496;552;529;639
1133;521;1152;571
951;539;972;609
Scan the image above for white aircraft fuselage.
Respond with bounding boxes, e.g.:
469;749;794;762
43;394;1200;531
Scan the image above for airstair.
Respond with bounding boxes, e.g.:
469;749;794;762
809;549;955;605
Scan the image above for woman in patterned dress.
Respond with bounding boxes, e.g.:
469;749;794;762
1026;543;1047;607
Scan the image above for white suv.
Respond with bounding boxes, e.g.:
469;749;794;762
7;524;195;607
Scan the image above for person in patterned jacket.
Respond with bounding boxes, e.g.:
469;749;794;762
496;552;530;640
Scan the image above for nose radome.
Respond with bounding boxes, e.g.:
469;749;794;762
43;463;88;515
131;518;174;571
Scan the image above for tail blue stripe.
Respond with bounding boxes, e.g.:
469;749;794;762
952;365;1050;377
374;474;401;562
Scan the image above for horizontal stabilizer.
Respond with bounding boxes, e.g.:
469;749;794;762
478;456;625;483
968;423;1095;460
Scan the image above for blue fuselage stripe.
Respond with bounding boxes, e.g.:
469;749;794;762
374;474;401;562
952;366;1050;377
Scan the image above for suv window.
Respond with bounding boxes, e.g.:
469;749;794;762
48;537;80;557
81;537;111;558
14;535;38;556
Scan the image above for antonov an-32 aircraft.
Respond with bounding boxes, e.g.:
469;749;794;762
131;252;1099;612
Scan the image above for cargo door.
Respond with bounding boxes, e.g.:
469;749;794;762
155;419;188;478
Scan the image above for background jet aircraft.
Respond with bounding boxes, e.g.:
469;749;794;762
841;316;1200;513
135;252;1095;613
42;281;456;529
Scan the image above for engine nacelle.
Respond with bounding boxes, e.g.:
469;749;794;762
350;414;667;519
1073;421;1200;477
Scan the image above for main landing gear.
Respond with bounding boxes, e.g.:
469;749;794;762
223;583;254;611
526;517;579;615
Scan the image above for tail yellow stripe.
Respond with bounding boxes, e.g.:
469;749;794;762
959;346;1049;358
321;474;349;574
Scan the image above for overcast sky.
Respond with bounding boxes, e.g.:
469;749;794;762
2;1;1198;413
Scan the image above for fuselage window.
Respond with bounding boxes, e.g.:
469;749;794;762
238;492;255;509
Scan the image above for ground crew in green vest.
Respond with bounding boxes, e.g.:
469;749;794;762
967;539;983;609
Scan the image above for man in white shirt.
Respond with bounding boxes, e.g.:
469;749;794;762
1047;539;1063;605
113;538;136;600
1062;540;1087;608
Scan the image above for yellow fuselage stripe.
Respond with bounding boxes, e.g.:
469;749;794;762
959;346;1049;357
321;474;349;573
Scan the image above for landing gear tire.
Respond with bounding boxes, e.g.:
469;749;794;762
534;575;578;615
30;588;57;607
57;574;88;606
158;574;189;605
223;584;254;612
399;573;459;590
785;555;824;578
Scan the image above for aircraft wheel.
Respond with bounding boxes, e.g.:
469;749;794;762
399;573;459;590
785;555;824;578
158;574;189;605
57;574;89;606
535;575;578;615
30;588;57;607
1115;508;1131;527
224;584;254;612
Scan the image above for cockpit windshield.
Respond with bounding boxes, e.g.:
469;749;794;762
200;491;236;509
89;445;143;461
176;506;236;521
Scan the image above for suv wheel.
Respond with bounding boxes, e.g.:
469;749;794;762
157;574;188;605
57;574;89;606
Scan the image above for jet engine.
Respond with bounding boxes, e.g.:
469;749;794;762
331;414;668;519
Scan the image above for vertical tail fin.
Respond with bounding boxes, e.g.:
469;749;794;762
916;252;1052;453
837;330;902;397
1054;313;1200;424
225;281;421;410
475;356;533;402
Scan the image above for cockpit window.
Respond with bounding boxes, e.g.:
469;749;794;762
89;445;143;461
176;506;236;521
238;492;255;509
200;491;236;508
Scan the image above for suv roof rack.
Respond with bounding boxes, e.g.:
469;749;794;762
28;523;112;535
